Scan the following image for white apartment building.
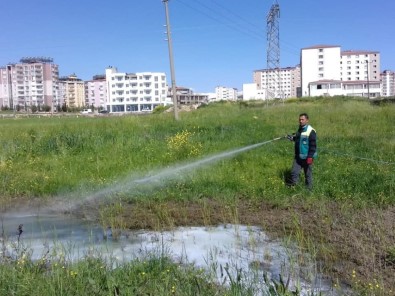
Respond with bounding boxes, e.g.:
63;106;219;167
85;75;107;109
242;83;266;101
301;45;382;98
381;70;395;97
59;74;85;108
341;50;381;82
215;86;238;101
0;57;59;110
105;67;169;113
253;65;301;99
301;45;341;97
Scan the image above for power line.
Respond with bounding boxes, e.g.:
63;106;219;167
175;0;301;61
176;0;265;41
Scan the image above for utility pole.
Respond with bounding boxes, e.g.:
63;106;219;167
366;60;370;99
162;0;179;120
7;65;16;117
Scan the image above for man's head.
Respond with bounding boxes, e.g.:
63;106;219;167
299;113;309;127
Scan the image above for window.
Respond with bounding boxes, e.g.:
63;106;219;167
318;55;324;59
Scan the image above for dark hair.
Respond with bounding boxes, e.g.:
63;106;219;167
299;113;309;119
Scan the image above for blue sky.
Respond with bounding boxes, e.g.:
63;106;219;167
1;0;394;93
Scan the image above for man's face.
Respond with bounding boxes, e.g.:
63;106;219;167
299;116;308;127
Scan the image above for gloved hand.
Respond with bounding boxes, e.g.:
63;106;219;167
306;157;313;165
286;134;294;141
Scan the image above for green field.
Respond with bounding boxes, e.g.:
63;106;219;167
0;98;394;295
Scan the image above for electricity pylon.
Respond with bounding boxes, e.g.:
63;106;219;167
266;1;281;102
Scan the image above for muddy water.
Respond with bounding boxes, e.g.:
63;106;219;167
1;211;343;295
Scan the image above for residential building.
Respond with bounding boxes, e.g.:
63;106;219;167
301;45;381;98
105;67;169;113
309;79;381;98
215;86;238;101
168;86;208;105
341;50;381;83
85;75;107;109
301;45;341;97
381;70;395;97
253;65;301;99
59;74;85;108
242;83;266;101
0;57;59;111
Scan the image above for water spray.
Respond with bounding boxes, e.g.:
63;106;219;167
55;136;287;212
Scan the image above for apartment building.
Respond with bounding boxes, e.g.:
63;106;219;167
215;86;238;101
59;74;85;108
85;75;107;109
105;67;169;113
381;70;395;97
0;57;59;110
301;45;382;98
341;50;380;82
253;65;301;99
301;45;341;96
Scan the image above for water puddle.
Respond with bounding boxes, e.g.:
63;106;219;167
1;212;345;295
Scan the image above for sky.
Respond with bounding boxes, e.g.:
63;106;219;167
1;0;394;93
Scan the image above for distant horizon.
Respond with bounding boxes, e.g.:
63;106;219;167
1;0;393;93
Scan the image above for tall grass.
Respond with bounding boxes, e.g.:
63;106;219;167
0;254;228;296
0;99;393;205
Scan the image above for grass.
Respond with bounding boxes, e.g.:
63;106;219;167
0;99;393;203
0;97;394;295
0;254;228;295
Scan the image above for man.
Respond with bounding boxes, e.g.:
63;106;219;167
287;113;317;190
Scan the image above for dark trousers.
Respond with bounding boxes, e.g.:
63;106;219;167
290;158;313;190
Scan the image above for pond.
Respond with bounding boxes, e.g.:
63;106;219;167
1;210;347;295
